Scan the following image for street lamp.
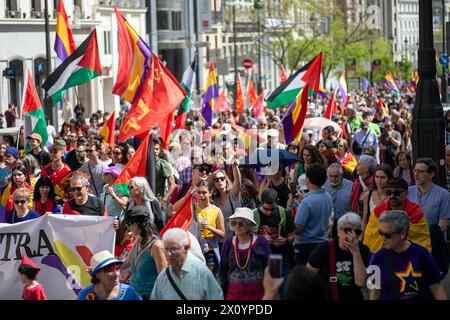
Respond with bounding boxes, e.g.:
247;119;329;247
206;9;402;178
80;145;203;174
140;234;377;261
254;0;263;94
412;0;446;187
404;37;408;59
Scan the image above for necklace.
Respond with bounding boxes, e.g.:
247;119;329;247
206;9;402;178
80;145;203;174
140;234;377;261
233;235;252;270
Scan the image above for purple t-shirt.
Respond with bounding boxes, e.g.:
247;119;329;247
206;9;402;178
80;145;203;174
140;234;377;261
370;242;444;300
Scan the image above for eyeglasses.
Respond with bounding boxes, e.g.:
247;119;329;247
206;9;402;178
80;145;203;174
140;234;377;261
70;135;77;138
262;206;277;212
163;246;182;255
229;220;245;228
378;230;400;239
113;151;122;155
343;228;362;236
214;176;226;182
70;187;84;192
14;200;27;205
385;190;404;197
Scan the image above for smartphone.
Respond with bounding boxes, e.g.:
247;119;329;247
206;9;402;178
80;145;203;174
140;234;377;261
268;254;283;279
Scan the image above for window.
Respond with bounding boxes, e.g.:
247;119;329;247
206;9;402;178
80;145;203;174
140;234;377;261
6;0;18;11
172;11;182;31
104;31;111;54
157;11;169;30
31;0;43;11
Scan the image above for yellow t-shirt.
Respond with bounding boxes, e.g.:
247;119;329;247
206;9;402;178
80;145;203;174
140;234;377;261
195;204;220;241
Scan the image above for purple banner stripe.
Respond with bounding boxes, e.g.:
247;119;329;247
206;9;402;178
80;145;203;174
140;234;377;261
201;103;213;126
203;84;219;103
54;36;70;61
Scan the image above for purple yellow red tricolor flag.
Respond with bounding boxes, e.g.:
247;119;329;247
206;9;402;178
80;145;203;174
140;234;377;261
338;71;348;107
282;83;309;144
201;58;219;127
112;7;151;104
54;0;76;61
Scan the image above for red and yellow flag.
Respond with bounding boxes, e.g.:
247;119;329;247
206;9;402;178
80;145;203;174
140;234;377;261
98;111;116;147
235;73;245;114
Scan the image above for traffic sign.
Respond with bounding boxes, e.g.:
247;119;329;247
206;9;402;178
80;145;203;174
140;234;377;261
439;54;449;65
242;58;253;69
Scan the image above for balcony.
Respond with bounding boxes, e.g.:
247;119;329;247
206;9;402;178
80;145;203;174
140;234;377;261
5;10;22;18
30;11;44;19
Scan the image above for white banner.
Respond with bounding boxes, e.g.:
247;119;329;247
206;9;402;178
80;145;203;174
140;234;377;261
0;214;116;300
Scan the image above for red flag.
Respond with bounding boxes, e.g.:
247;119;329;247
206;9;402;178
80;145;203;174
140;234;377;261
160;194;193;237
323;89;337;119
98;111;116;147
252;91;265;119
118;54;187;142
160;110;175;149
280;65;287;84
247;79;258;106
235;73;245;114
174;112;188;130
376;97;383;110
215;91;230;112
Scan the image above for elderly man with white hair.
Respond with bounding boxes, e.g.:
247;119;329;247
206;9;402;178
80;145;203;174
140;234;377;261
150;228;223;300
307;212;370;301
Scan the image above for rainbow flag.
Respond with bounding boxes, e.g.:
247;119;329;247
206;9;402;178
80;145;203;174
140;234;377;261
338;71;348;107
201;58;219;127
384;71;400;95
54;0;76;61
282;83;309;144
112;7;151;104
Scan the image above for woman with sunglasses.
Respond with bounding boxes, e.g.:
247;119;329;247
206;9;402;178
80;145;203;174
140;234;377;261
110;144;127;169
306;212;370;301
219;207;270;300
1;164;35;218
6;188;40;224
33;176;61;215
362;164;393;232
121;205;167;300
209;159;242;240
369;210;447;300
195;181;225;272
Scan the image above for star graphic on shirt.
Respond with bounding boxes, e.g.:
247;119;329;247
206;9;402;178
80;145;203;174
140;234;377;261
395;260;422;293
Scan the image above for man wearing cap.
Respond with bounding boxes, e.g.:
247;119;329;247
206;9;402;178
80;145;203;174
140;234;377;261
0;146;19;188
101;166;128;218
27;133;50;168
259;128;286;150
352;120;378;160
363;177;431;254
151;228;223;300
41;140;72;199
78;250;141;300
78;139;108;197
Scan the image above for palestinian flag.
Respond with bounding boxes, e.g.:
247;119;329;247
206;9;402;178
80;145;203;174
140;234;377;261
43;29;101;103
113;133;155;196
266;52;322;109
175;52;198;129
22;69;48;152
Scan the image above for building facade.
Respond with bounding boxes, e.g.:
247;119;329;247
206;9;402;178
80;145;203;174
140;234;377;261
0;0;147;125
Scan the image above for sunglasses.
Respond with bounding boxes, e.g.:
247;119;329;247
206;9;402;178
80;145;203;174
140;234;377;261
230;221;245;227
86;149;95;153
343;228;362;236
385;190;404;197
262;206;277;212
113;151;122;155
128;185;136;191
70;187;84;192
378;230;400;239
14;200;27;205
214;176;226;182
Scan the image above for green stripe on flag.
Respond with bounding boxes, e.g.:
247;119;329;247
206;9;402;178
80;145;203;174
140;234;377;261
50;68;100;103
115;183;130;197
267;88;301;109
24;108;48;153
